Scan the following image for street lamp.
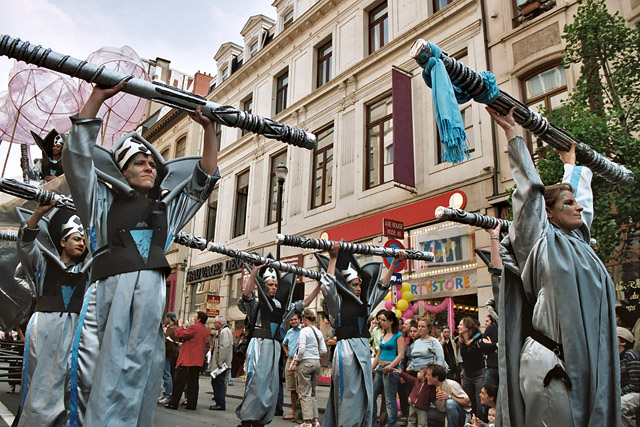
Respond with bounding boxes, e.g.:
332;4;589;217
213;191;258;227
275;162;288;260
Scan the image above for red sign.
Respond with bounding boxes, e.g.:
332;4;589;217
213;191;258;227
281;254;304;283
383;218;404;239
206;295;220;317
383;239;406;272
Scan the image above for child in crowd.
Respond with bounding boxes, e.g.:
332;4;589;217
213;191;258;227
393;367;434;427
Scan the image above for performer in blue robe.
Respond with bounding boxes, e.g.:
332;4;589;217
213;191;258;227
316;243;404;427
487;106;620;426
236;262;320;426
62;80;220;427
16;204;90;427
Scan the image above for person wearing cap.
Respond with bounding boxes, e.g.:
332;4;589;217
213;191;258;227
62;80;220;426
31;129;65;182
618;327;640;426
317;242;405;427
236;263;321;427
158;312;179;404
15;201;90;426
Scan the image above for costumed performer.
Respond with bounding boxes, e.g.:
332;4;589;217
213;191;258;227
16;202;90;426
236;262;321;427
316;242;405;427
487;106;619;426
62;80;220;427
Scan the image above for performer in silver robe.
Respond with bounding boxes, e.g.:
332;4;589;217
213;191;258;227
62;80;220;427
316;243;405;427
16;203;90;427
236;263;321;426
487;106;620;426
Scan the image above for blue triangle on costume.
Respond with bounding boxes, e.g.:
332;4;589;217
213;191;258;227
270;322;279;337
130;229;153;263
60;285;75;310
357;317;365;333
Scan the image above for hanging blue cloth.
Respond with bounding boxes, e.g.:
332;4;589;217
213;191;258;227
420;42;501;164
421;42;470;164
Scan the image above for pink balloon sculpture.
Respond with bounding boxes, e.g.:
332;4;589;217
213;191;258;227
384;300;393;311
6;62;81;142
77;46;149;148
402;308;414;320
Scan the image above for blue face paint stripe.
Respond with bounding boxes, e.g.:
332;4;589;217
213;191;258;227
68;283;94;427
570;165;582;196
20;315;36;408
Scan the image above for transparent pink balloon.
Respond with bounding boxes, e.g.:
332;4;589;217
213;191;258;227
78;46;149;148
0;90;35;145
7;62;81;142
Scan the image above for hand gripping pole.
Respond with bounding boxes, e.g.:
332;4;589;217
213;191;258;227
174;232;322;281
410;39;633;186
435;206;510;233
0;34;316;150
0;178;76;211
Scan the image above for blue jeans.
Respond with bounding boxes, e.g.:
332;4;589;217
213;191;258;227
373;365;400;427
427;399;467;427
162;357;173;399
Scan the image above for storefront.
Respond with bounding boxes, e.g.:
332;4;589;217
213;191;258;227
402;220;481;333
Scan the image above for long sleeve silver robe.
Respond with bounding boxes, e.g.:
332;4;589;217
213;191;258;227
62;116;219;427
320;273;389;427
16;223;90;427
497;136;619;426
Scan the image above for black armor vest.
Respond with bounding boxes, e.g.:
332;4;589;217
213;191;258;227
34;258;87;314
41;157;63;179
90;194;170;283
252;299;284;340
335;296;370;340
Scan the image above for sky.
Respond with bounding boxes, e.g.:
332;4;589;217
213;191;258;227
0;0;276;178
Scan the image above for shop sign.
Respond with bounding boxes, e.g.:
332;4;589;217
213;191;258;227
187;257;245;284
410;272;477;298
281;254;304;283
206;295;220;317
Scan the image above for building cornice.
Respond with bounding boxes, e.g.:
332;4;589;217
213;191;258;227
143;108;188;143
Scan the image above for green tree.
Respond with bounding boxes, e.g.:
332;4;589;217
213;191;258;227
536;0;640;263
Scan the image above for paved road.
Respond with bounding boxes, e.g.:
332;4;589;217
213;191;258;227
0;375;330;427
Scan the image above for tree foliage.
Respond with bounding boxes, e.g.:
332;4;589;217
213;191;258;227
536;0;640;262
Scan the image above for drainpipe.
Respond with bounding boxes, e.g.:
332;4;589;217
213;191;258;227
480;0;500;197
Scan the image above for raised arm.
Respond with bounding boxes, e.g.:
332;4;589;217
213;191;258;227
302;281;322;308
381;251;407;286
188;106;218;175
559;142;594;230
486;106;546;266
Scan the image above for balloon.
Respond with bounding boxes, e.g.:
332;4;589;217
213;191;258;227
401;282;411;293
402;291;413;302
77;46;149;148
7;62;81;142
384;291;391;301
384;300;393;310
397;299;409;312
402;309;414;320
395;309;403;318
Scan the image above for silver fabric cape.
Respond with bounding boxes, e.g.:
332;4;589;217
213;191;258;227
62;116;219;427
496;136;620;426
315;252;388;427
235;293;302;424
16;221;91;427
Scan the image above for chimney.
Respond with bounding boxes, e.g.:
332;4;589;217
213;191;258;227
193;71;213;97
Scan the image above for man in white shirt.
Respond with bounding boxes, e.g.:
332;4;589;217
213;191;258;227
209;315;233;411
426;363;472;427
